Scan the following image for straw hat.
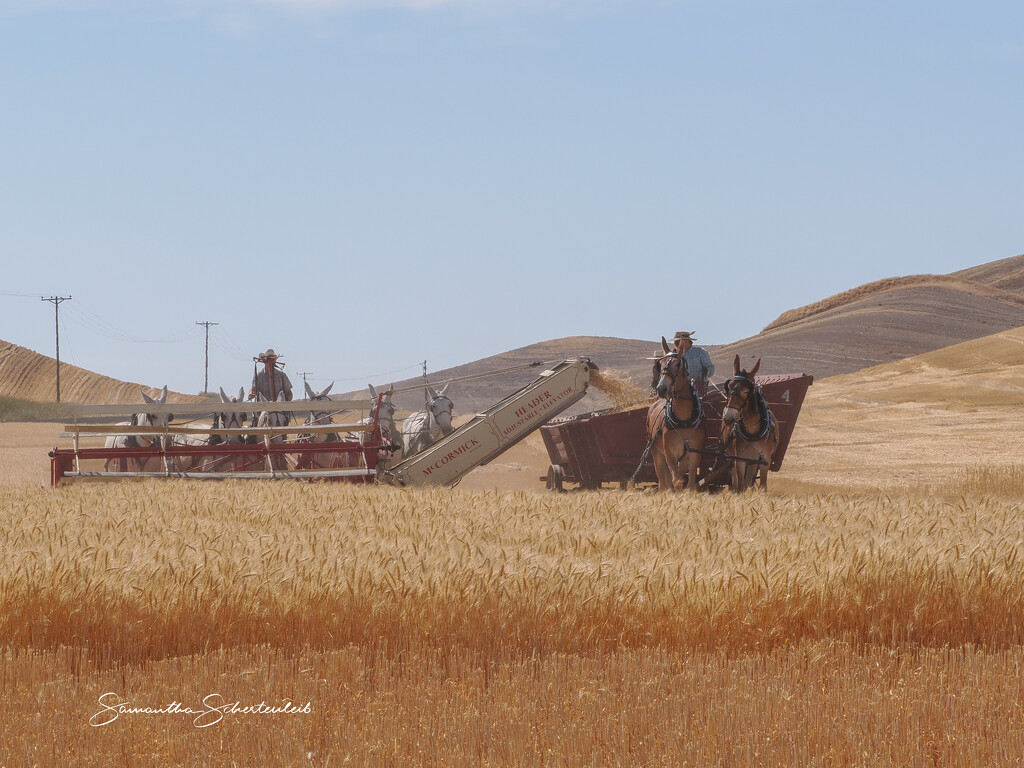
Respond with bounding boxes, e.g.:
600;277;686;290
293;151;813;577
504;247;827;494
670;331;696;344
258;348;280;360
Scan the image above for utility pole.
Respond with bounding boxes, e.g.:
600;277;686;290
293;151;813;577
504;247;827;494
195;321;218;394
41;296;71;403
297;371;313;387
422;360;429;408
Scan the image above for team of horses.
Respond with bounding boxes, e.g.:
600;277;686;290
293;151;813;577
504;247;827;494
105;381;456;475
646;336;779;493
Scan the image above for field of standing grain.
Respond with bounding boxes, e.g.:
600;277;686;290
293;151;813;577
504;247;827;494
2;329;1024;766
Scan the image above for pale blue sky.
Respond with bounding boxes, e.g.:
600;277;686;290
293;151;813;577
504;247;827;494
2;0;1022;396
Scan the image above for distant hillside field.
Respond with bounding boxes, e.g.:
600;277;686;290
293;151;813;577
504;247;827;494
0;341;201;405
953;252;1024;293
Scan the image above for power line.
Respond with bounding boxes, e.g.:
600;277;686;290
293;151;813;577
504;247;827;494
307;362;423;385
209;333;252;363
40;296;71;403
63;302;200;344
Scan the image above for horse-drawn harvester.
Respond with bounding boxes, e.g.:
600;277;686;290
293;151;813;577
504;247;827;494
48;394;390;485
48;358;597;487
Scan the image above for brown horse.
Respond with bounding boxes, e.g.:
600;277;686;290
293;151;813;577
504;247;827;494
721;355;779;491
645;336;707;491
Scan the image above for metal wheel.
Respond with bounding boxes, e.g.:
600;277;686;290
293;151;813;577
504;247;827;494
546;464;565;492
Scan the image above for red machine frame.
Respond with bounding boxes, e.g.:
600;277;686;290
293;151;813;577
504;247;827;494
49;397;390;486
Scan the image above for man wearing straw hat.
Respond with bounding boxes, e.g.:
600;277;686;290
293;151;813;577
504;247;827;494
248;348;294;402
670;331;714;397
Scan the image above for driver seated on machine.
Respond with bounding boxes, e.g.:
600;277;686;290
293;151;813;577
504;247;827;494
248;348;293;403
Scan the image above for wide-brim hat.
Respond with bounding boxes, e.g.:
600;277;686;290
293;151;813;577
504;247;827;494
671;331;696;343
258;348;280;360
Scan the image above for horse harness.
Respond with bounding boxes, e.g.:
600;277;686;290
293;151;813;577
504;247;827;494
658;353;704;431
632;355;705;484
302;408;340;443
123;412;173;448
725;375;775;442
664;380;704;430
211;410;248;446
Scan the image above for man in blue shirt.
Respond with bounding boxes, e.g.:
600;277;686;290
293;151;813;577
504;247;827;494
671;331;715;396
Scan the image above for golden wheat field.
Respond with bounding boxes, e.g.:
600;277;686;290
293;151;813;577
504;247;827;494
2;331;1024;767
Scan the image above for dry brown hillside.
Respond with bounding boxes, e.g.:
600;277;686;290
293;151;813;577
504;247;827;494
712;252;1024;381
763;274;1024;332
953;252;1024;293
0;341;201;405
716;279;1024;379
781;324;1024;490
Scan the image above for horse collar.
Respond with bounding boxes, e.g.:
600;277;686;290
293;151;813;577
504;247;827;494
664;380;703;430
735;390;773;442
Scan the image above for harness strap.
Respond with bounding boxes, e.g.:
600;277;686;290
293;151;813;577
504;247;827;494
736;388;774;441
663;380;704;430
631;421;661;485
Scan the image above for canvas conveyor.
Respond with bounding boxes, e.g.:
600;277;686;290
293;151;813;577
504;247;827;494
379;357;595;488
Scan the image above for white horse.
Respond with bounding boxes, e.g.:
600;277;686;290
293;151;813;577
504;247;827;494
173;387;252;472
104;385;172;473
256;391;291;470
364;383;404;466
337;383;402;469
401;382;454;457
298;381;339;470
215;386;252;444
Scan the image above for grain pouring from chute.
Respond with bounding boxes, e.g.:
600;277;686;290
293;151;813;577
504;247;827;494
588;369;650;413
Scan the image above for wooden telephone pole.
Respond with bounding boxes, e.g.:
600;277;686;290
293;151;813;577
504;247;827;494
41;296;71;403
195;321;218;394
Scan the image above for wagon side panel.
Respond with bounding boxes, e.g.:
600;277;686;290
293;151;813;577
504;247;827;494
565;419;606;489
540;416;607;489
756;374;814;471
540;423;577;483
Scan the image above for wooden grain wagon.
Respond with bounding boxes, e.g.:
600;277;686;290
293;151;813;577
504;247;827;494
540;373;813;491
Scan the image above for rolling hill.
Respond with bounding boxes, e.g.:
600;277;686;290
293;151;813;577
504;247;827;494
1;252;1022;414
373;253;1024;413
0;341;203;406
778;322;1024;491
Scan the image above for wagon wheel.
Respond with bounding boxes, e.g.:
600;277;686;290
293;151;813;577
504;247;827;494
546;465;565;493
